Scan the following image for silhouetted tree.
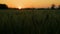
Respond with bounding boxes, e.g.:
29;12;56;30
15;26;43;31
58;5;60;9
51;4;55;9
0;4;8;9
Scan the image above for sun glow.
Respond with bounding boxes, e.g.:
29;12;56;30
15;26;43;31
18;6;22;9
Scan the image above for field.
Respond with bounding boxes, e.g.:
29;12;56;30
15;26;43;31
0;9;60;34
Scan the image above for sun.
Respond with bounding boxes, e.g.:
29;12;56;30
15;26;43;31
18;6;22;9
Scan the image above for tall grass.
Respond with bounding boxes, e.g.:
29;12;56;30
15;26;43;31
0;9;60;34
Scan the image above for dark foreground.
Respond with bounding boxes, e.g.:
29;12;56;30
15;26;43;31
0;9;60;34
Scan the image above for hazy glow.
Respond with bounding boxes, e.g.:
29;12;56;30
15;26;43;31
18;6;22;9
0;0;60;8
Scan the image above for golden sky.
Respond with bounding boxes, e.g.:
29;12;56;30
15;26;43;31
0;0;60;8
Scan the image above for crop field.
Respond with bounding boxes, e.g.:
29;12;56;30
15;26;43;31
0;9;60;34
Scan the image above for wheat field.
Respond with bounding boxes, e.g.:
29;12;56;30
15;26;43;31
0;9;60;34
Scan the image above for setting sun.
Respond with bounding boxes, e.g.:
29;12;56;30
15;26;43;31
18;7;22;9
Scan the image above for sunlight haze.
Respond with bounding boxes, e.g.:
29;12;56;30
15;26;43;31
0;0;60;8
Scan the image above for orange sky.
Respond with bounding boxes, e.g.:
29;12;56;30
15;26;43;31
0;0;60;8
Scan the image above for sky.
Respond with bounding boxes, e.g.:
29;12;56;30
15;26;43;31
0;0;60;8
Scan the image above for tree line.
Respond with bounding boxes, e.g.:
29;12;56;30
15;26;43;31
0;4;8;9
0;4;60;10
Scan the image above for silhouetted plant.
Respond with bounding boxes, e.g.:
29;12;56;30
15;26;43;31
58;5;60;9
51;4;55;9
0;4;8;9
